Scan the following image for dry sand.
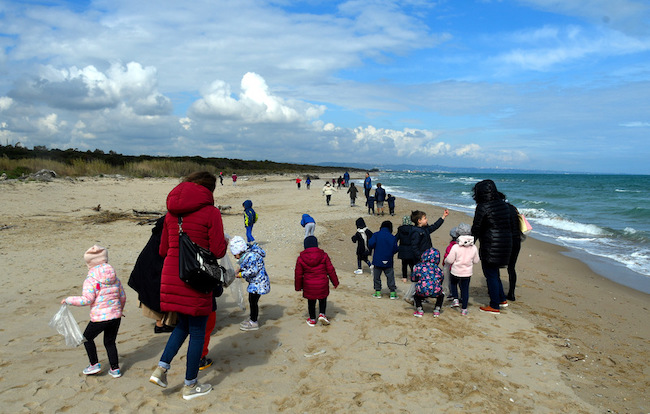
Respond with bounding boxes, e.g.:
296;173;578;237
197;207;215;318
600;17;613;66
0;175;648;413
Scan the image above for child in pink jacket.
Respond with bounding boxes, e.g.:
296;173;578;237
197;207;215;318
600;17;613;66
63;245;126;377
445;228;480;316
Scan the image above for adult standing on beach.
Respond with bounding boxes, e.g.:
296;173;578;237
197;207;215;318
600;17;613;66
149;171;228;400
364;172;372;200
343;171;350;187
471;179;513;314
375;183;386;215
500;192;522;301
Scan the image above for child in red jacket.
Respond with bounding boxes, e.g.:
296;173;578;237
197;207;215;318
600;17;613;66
295;236;339;326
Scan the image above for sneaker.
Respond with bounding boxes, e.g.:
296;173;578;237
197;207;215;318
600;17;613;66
413;308;424;318
109;368;122;378
239;318;252;327
500;301;509;307
182;382;212;400
479;306;500;314
451;299;460;308
461;309;469;316
372;291;381;298
353;269;363;275
318;313;330;325
389;292;398;300
306;318;317;327
198;357;213;371
149;366;168;388
240;320;260;331
433;308;441;318
83;363;101;375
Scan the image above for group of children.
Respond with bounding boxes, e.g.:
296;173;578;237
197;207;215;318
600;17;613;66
59;182;480;395
352;208;480;318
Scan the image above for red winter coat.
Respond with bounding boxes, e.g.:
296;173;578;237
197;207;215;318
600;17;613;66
295;247;339;300
159;182;227;316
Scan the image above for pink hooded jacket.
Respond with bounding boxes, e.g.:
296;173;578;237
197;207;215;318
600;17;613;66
445;235;480;277
65;263;126;322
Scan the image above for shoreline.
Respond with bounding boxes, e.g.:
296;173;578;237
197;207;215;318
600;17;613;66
0;175;647;413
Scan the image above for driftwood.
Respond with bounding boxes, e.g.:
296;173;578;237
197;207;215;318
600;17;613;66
1;225;15;231
132;209;164;216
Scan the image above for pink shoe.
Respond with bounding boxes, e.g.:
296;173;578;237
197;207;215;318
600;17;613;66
413;308;424;318
306;318;317;327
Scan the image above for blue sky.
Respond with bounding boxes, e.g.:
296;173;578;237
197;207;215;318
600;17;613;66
1;0;649;174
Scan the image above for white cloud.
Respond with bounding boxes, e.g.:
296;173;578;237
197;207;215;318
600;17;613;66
0;97;13;111
189;72;325;123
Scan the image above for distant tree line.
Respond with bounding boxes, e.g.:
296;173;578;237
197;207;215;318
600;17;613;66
0;144;363;178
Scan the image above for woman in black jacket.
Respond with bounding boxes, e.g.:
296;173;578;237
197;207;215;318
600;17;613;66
471;180;513;313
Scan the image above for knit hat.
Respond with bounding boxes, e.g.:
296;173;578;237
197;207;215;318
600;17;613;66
304;235;318;249
84;245;108;268
229;236;248;255
457;223;472;236
449;226;460;239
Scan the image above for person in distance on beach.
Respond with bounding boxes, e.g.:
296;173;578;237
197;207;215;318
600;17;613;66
499;192;522;301
375;183;386;215
322;181;336;206
471;179;513;314
347;182;359;206
387;193;396;216
242;200;258;243
300;213;316;239
363;172;372;200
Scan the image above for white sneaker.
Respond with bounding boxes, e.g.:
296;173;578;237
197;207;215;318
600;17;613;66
149;366;168;388
240;320;259;331
451;299;460;308
182;382;212;400
353;269;363;274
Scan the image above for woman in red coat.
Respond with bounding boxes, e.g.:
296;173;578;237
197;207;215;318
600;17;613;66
295;236;339;327
149;172;227;400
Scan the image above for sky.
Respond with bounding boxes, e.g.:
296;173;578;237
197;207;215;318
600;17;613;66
1;0;649;174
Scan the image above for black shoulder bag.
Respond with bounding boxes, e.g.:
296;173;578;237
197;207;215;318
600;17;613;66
178;216;225;294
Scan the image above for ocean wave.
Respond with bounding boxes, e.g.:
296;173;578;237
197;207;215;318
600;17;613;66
615;188;641;193
535;217;610;236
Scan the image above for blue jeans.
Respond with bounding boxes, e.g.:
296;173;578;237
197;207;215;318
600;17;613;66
245;225;255;242
482;263;506;309
159;313;208;386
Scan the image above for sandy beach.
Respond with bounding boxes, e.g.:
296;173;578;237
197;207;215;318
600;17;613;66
0;175;648;413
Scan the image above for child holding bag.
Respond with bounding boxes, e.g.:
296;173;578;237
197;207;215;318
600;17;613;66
62;245;126;377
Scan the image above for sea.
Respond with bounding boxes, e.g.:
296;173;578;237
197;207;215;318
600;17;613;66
358;172;650;294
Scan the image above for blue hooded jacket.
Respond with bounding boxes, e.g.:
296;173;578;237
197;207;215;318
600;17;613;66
368;223;399;268
243;200;257;227
300;214;315;227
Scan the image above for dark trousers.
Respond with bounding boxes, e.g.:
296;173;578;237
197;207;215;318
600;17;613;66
249;292;261;322
83;318;121;369
357;257;371;269
307;298;327;320
325;195;331;205
160;313;208;383
482;262;506;309
449;275;472;309
401;258;415;279
414;293;444;309
507;240;521;298
373;267;397;292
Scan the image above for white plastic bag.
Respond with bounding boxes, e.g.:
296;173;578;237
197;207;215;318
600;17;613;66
49;304;85;347
218;253;237;288
229;277;246;311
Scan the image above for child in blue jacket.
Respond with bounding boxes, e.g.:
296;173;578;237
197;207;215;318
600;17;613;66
242;200;257;242
368;221;399;299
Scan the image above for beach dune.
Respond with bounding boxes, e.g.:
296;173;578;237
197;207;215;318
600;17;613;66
0;176;647;413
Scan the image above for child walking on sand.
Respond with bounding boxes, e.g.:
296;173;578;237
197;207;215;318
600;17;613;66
295;236;339;326
445;225;480;316
242;200;258;242
351;217;373;274
411;247;445;318
368;220;399;299
63;245;126;377
229;236;270;331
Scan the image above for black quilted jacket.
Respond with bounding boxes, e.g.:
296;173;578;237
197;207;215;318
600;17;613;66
471;180;513;267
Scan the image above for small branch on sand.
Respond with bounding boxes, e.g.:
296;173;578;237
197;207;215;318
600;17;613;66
1;225;15;231
378;338;408;346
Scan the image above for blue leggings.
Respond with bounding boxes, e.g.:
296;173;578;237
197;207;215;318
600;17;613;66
449;275;472;309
